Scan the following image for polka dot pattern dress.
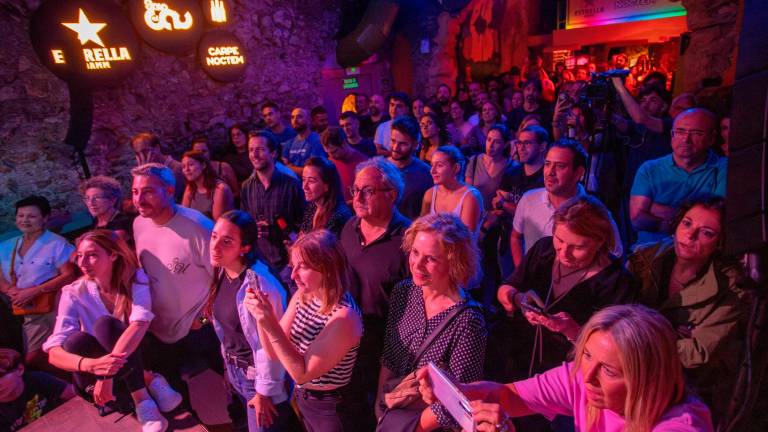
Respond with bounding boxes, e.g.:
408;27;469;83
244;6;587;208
381;279;487;427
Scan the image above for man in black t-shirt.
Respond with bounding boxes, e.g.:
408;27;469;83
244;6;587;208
0;349;74;432
496;125;548;215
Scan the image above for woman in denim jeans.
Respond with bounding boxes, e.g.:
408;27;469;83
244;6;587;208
208;210;300;431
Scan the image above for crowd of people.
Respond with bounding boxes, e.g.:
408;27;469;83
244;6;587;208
0;52;747;432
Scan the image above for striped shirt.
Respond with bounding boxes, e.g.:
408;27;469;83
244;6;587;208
289;292;360;389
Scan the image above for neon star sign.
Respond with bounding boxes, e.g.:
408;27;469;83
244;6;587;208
30;0;139;87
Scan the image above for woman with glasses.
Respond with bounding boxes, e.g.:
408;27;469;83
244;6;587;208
300;157;353;237
79;176;134;243
421;145;484;234
418;112;452;164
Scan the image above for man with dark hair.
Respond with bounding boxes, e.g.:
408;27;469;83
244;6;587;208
496;125;548;218
130;132;185;202
310;105;329;134
373;92;410;156
387;115;433;219
241;130;305;275
340;111;376;157
506;78;553;133
630;108;726;244
320;127;369;201
261;101;297;146
435;83;452;117
502;66;522;89
281;107;326;176
510;139;623;266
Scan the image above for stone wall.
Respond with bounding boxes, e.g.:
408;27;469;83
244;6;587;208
0;0;340;234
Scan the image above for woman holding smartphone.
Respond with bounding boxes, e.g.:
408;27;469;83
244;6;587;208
207;210;299;431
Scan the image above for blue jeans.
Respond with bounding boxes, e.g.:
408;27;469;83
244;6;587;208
225;361;301;432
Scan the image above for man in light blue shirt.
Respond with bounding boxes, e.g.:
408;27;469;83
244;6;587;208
630;108;727;244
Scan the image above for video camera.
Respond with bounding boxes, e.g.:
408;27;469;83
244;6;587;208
579;69;631;112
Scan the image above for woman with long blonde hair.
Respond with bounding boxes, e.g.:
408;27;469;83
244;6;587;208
418;304;714;432
44;230;181;432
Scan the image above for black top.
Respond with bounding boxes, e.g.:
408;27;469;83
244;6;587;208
381;279;486;428
89;211;135;237
339;212;410;317
213;270;253;363
498;164;545;205
0;371;67;432
359;114;390;139
299;202;353;237
505;103;553;134
622;116;673;191
223;151;254;184
397;158;434;220
241;169;305;270
502;237;638;376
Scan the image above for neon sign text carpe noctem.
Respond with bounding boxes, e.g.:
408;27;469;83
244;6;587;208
206;45;244;66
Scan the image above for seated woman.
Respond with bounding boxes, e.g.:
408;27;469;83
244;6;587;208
44;230;181;432
377;213;486;431
418;304;714;432
421;145;484;234
80;176;134;242
207;211;299;431
181;150;234;220
494;196;637;383
0;196;77;372
627;195;746;424
299;157;353;237
244;230;363;431
191;137;240;197
418;112;452;163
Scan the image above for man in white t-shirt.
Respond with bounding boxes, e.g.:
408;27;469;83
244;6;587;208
131;163;221;403
511;140;623;266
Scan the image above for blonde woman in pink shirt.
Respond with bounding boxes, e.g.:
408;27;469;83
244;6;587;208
418;304;713;432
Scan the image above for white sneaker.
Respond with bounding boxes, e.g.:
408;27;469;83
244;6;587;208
135;399;168;432
148;374;183;413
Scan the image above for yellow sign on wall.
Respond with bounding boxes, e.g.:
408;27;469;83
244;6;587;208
57;9;133;70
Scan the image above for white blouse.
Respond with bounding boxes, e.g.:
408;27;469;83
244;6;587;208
43;269;154;352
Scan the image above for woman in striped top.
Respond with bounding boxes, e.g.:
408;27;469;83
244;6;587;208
244;229;363;431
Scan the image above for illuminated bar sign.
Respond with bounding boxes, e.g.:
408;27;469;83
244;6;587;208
198;30;245;82
30;0;139;87
129;0;203;53
566;0;686;29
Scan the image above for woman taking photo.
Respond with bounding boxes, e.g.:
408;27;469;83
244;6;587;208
244;230;363;431
421;145;483;234
181;150;234;220
79;176;134;242
377;213;486;431
300;157;353;237
0;196;76;372
627;195;745;424
418;304;713;432
44;230;181;432
418;112;452;164
494;196;636;383
207;210;299;431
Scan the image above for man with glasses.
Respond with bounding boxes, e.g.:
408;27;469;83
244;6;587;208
630;108;727;244
339;158;410;429
388;116;433;219
496;125;548;218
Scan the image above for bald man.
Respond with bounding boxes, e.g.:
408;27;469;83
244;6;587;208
630;108;727;243
282;107;326;175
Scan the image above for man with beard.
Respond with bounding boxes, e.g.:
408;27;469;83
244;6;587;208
340;111;377;157
338;158;410;430
241;131;305;274
281;107;326;176
387;115;433;219
261;101;296;146
505;78;553;133
365;93;390;139
510;139;623;266
435;83;452;120
131;163;221;405
310;105;329;134
374;92;411;156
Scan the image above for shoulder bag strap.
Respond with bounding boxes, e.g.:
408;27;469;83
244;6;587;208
8;238;20;286
408;300;479;371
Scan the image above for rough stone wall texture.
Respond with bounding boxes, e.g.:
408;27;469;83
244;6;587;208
0;0;340;234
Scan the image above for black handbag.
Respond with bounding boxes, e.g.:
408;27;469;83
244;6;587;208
375;300;479;432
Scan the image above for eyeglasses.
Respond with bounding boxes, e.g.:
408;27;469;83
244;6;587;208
671;128;708;139
83;196;111;203
348;186;393;200
516;140;539;147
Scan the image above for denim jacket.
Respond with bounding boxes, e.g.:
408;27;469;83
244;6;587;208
211;261;289;404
